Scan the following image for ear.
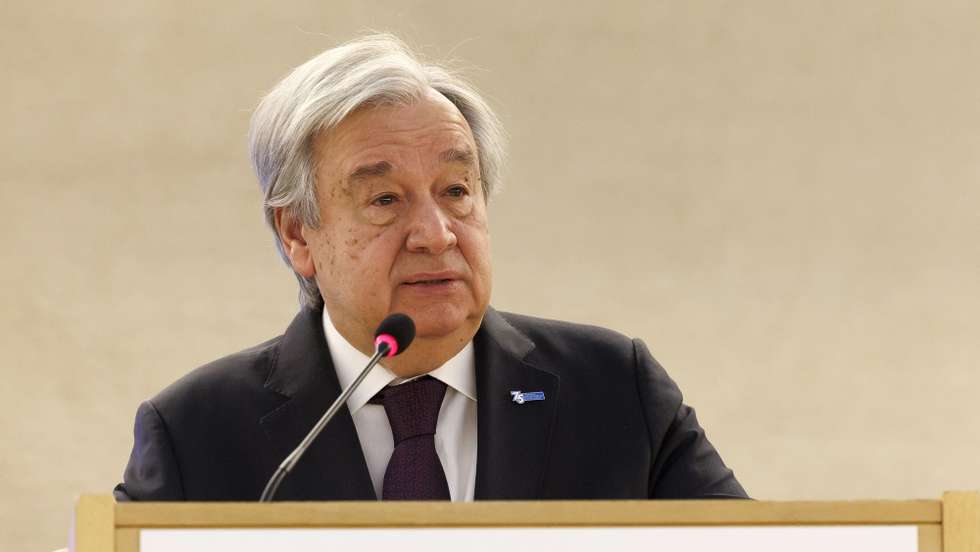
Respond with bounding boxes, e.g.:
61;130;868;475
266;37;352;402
274;208;316;278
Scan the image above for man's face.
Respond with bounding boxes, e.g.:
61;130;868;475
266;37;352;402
302;90;492;349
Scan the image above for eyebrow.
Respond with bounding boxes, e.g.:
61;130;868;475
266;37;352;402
347;161;393;182
439;147;476;165
345;148;476;184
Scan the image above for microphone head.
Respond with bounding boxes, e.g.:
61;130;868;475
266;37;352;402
373;313;415;357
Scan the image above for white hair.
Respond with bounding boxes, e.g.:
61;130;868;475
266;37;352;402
249;34;505;309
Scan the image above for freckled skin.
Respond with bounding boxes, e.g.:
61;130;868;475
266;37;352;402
279;90;492;376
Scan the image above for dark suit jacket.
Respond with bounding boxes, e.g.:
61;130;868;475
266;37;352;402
114;307;746;501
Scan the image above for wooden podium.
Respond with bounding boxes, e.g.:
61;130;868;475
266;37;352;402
73;492;979;551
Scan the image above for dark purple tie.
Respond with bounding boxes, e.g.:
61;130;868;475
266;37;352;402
371;375;451;500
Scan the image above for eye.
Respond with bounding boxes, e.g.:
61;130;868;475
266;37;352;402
371;193;398;207
445;185;469;198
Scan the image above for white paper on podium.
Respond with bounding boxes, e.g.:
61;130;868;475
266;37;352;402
141;525;918;552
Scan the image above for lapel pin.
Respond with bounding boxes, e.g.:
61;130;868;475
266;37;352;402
510;390;546;404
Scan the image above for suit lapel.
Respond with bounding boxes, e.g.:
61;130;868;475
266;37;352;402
258;307;375;501
474;309;560;499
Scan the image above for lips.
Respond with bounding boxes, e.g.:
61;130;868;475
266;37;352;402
401;278;460;294
406;278;453;285
400;271;462;286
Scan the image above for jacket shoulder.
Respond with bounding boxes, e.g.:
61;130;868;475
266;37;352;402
494;310;638;369
496;310;634;342
151;335;284;414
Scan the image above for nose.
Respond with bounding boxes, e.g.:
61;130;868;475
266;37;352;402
405;197;458;254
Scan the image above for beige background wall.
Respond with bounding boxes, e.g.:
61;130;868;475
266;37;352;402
2;1;979;549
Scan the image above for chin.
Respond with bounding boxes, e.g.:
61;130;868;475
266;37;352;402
403;302;479;339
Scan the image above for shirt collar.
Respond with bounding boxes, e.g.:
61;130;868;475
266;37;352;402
322;309;477;413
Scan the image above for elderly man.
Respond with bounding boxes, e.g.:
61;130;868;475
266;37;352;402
115;35;746;502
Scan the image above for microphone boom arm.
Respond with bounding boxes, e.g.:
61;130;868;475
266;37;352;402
259;342;390;502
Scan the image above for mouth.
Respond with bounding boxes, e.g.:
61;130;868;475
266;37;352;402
405;278;455;286
405;278;453;286
399;272;463;292
401;271;462;285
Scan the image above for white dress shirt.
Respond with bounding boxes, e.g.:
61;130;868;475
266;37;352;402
322;309;478;501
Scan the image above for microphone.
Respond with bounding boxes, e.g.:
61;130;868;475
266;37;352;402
372;313;415;358
259;313;415;502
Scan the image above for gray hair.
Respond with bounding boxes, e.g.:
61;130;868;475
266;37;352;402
248;34;505;309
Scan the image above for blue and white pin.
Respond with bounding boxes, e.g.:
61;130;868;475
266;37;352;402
510;390;546;404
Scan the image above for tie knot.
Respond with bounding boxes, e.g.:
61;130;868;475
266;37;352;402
372;375;447;444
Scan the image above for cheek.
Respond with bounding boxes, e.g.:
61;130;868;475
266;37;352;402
345;225;405;277
309;233;334;276
456;219;492;279
446;196;475;218
310;221;368;278
341;232;362;259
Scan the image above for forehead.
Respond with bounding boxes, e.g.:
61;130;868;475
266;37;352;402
312;90;477;178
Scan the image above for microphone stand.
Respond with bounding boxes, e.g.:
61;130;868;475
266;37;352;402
259;342;390;502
